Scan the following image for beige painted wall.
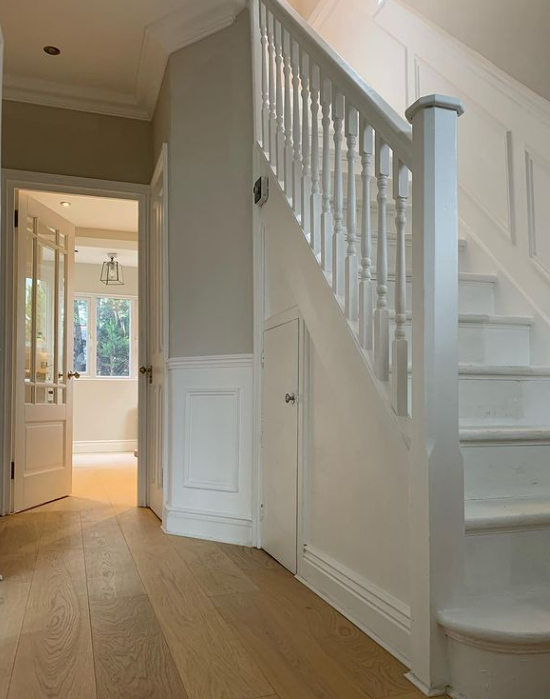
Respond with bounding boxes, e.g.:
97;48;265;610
403;0;550;102
2;100;153;183
153;10;253;357
72;262;138;447
288;0;322;19
153;65;171;165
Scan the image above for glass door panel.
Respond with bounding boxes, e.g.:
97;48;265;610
35;243;56;385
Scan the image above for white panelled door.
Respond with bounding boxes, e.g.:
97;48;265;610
145;146;168;519
14;194;76;511
262;319;300;574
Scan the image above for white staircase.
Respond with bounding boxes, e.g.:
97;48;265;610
252;1;550;697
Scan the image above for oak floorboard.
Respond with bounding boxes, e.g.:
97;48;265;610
8;545;97;699
119;512;274;699
0;581;31;699
169;535;260;597
0;512;45;557
90;594;189;699
217;543;294;589
212;590;374;699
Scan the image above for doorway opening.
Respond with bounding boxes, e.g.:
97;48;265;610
14;189;139;512
1;156;168;519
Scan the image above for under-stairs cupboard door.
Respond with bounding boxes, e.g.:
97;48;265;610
146;145;168;519
14;194;76;512
262;318;300;574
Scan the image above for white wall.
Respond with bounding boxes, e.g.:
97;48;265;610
72;261;138;452
310;0;550;362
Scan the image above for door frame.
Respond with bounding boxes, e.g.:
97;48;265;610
0;169;150;514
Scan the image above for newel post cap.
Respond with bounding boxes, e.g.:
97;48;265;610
405;94;465;123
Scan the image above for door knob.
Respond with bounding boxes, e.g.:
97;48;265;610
285;393;296;404
67;370;81;380
139;365;153;384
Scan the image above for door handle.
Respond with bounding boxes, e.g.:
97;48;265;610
67;370;81;380
140;365;153;384
285;393;296;405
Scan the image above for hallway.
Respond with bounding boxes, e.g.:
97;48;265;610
0;455;425;699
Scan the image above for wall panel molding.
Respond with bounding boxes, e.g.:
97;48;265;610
166;354;254;545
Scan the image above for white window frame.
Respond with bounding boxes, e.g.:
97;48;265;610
74;292;138;380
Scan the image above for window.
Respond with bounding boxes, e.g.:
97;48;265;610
73;294;137;379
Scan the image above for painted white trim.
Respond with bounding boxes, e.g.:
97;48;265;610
167;354;253;371
0;169;148;514
163;504;253;545
73;440;137;454
264;305;301;331
298;544;412;664
4;1;246;120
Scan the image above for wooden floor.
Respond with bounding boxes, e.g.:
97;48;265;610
0;453;428;699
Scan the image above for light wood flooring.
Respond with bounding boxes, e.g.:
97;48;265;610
0;453;431;699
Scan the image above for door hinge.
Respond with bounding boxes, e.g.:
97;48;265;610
10;462;15;480
260;502;264;521
261;350;265;369
14;210;19;228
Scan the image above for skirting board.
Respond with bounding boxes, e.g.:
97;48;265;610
163;505;253;546
73;439;138;454
298;545;412;664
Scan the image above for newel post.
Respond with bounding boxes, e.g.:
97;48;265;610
406;95;465;694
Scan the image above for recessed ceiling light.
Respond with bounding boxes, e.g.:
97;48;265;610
44;45;61;56
60;201;71;207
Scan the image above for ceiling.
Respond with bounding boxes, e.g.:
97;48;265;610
75;240;138;269
0;0;245;119
28;192;139;232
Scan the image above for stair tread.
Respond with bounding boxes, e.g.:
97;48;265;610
460;426;550;441
438;589;550;645
459;364;550;377
465;497;550;531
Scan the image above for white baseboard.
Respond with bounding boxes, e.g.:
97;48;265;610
163;505;253;546
73;439;138;454
298;545;411;665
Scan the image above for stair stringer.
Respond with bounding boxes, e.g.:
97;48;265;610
259;155;414;661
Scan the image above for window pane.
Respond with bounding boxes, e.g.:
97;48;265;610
74;299;88;374
25;218;34;386
96;298;131;377
36;243;56;384
58;252;66;383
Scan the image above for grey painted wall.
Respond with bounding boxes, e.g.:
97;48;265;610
153;10;253;358
2;101;153;183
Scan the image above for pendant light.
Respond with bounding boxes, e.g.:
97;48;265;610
100;252;124;286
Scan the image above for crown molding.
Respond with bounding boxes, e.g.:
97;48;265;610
3;0;247;122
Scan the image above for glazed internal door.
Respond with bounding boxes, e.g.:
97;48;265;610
14;194;76;511
262;319;300;573
146;146;168;519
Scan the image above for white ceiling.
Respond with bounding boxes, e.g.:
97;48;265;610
28;192;139;232
0;0;245;119
75;242;138;269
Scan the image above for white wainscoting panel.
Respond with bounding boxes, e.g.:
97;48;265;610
165;354;254;545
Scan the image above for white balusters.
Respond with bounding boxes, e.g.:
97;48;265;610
259;4;269;151
301;52;311;238
345;105;359;321
374;136;390;380
274;20;285;179
392;159;409;416
332;90;345;296
291;40;302;218
359;120;374;349
320;77;333;273
282;29;293;196
310;64;321;255
267;11;276;163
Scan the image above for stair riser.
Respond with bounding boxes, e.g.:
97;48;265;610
460;378;550;426
464;527;550;594
379;279;495;315
462;443;550;499
393;321;531;367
